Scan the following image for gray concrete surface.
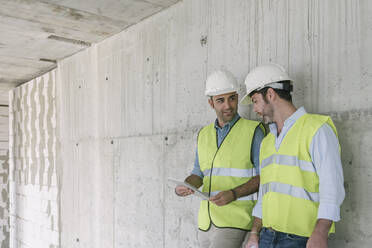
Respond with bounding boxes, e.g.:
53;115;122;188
8;0;372;247
0;0;180;86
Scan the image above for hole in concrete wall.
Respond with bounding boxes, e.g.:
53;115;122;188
200;35;207;46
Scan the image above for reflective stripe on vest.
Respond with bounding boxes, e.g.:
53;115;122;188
261;182;319;202
260;113;337;237
197;118;262;231
261;154;316;173
202;167;256;178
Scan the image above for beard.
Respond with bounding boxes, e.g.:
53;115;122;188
261;102;274;124
262;114;273;124
220;112;235;123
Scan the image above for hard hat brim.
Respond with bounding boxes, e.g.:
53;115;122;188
206;89;238;97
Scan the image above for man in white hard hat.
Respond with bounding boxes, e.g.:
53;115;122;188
175;70;265;248
242;64;345;248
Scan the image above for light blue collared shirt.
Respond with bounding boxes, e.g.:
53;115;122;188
191;113;264;177
252;107;345;222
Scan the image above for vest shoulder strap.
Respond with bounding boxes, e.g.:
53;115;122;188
302;113;338;137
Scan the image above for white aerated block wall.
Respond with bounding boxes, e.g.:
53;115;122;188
9;71;59;248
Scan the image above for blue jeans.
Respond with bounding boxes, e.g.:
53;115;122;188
259;228;308;248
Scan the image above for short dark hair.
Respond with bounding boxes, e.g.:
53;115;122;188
249;80;292;103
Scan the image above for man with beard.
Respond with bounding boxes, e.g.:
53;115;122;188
175;70;265;248
242;64;345;248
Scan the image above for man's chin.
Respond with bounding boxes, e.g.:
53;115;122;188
222;116;234;123
263;116;272;125
224;113;234;119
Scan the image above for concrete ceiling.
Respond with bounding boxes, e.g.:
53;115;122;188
0;0;179;105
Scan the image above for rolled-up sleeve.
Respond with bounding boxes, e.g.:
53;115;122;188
191;148;204;178
310;123;345;222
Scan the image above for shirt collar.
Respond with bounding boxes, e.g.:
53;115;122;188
214;113;240;130
269;106;307;133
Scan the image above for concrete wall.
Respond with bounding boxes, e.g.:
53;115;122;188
9;71;58;248
0;106;9;248
8;0;372;247
56;0;372;247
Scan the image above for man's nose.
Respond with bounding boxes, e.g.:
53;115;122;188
224;100;232;109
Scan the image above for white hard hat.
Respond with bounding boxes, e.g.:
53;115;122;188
240;63;292;104
205;70;238;96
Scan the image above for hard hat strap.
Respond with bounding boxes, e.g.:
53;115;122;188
261;81;292;92
282;81;293;92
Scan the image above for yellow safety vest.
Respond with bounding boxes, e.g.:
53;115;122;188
260;113;338;237
198;117;263;231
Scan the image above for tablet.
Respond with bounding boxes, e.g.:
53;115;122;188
168;178;209;200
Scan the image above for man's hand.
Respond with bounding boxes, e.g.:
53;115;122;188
175;185;194;197
209;190;234;206
175;175;202;197
245;233;259;248
306;219;332;248
306;230;328;248
245;217;262;248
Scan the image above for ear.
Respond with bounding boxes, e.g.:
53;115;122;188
266;88;276;102
208;98;214;109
